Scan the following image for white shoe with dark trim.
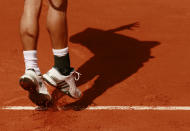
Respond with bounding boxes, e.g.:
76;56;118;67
43;67;82;99
19;69;51;107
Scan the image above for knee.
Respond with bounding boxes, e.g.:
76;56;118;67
20;16;38;38
20;0;42;37
48;0;68;11
20;25;37;39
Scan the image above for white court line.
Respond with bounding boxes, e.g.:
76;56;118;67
1;106;190;111
1;106;36;110
87;106;190;110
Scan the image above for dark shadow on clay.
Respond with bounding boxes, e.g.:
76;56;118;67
52;22;160;111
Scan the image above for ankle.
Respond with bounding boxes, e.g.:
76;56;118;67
52;47;71;76
53;66;72;76
23;50;41;76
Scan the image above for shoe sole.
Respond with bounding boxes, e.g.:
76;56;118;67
19;77;52;107
19;77;37;93
28;92;52;107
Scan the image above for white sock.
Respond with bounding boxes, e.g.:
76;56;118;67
52;47;69;57
23;50;41;75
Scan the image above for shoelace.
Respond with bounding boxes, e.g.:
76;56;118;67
74;71;81;81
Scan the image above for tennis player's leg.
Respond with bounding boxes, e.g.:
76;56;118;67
43;0;82;99
20;0;51;107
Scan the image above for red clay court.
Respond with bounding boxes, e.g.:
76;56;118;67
0;0;190;130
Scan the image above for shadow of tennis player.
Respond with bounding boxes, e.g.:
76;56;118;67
61;22;160;110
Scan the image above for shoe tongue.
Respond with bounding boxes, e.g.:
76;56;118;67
27;68;42;76
27;68;35;72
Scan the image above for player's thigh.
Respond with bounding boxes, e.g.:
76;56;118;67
48;0;67;10
23;0;42;15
